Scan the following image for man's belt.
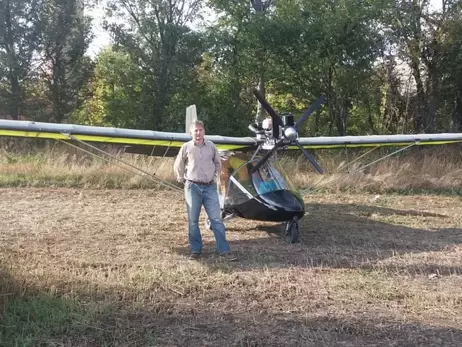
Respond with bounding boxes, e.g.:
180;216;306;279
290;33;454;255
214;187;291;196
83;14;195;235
187;179;214;185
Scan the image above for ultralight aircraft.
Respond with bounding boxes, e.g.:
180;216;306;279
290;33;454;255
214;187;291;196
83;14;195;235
1;89;462;243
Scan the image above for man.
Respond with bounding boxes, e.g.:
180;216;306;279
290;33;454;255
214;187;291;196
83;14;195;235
173;120;237;261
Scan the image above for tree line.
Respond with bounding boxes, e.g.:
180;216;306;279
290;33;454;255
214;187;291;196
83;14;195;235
1;0;461;137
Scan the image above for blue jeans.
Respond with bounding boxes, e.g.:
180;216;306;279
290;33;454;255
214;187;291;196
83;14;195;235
184;181;231;254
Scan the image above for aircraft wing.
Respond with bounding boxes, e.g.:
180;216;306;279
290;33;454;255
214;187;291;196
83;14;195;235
0;120;258;156
295;133;462;149
2;119;462;156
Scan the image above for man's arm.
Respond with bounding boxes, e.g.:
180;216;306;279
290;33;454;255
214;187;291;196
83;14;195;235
212;143;221;177
173;145;186;182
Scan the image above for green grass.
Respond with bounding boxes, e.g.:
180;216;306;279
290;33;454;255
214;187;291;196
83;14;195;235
0;292;166;347
0;294;91;346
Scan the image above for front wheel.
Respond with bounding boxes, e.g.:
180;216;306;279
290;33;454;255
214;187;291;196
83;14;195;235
284;218;300;244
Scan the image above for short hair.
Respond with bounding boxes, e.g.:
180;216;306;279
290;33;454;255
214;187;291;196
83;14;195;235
189;120;205;131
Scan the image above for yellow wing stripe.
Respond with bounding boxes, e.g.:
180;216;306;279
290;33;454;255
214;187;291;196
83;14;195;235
293;140;462;150
0;129;250;150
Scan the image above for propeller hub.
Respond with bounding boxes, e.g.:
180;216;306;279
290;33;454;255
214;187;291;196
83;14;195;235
284;127;297;141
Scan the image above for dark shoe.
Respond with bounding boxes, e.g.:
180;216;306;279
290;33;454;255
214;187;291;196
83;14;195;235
219;252;237;261
189;252;201;260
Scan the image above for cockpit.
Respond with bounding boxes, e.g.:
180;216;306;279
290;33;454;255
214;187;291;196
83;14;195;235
251;165;282;195
219;154;299;206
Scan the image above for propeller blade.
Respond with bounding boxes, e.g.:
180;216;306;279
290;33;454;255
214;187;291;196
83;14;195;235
250;139;285;174
294;96;326;132
295;140;324;174
253;89;283;139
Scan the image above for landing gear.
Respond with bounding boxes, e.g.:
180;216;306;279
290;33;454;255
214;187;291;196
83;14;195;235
205;217;213;231
283;217;300;243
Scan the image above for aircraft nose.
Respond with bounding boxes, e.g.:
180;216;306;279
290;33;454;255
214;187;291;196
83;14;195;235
284;126;297;141
259;189;304;212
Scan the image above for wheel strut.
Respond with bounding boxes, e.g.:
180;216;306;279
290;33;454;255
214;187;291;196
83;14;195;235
284;216;300;244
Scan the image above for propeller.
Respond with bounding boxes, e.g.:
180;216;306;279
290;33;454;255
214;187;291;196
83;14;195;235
295;140;324;174
295;95;326;131
251;89;325;174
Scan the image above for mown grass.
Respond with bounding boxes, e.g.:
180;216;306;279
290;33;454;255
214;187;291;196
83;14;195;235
1;188;461;346
1;139;462;346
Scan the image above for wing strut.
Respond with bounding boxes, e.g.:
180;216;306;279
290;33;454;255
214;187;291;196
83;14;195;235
309;142;419;193
338;146;379;172
150;142;173;177
59;134;183;194
345;142;418;174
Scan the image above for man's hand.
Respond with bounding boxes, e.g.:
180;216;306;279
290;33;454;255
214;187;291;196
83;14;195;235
177;177;185;184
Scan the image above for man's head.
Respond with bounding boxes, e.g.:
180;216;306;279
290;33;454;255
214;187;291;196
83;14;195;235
190;120;205;144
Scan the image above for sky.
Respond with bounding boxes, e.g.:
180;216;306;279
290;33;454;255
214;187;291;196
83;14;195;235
85;0;444;58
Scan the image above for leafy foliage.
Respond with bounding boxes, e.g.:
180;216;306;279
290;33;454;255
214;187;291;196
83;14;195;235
0;0;461;137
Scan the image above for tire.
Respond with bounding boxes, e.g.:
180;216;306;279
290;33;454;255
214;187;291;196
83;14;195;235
289;221;300;244
284;220;300;244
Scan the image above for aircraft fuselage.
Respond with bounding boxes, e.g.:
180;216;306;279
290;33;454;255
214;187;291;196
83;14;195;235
223;189;305;222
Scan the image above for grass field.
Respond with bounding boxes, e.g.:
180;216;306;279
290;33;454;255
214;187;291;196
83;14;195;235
1;143;462;346
1;187;461;346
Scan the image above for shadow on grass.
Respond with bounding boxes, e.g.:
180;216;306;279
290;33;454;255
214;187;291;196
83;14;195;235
2;261;461;347
0;263;114;347
3;295;462;346
81;309;462;347
173;202;462;275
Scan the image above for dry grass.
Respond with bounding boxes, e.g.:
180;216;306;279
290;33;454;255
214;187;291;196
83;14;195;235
0;142;177;189
1;188;461;346
2;141;462;194
288;145;462;194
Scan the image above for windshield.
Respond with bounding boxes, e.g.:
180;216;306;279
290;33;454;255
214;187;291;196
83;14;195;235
270;161;298;193
220;154;300;204
250;161;291;195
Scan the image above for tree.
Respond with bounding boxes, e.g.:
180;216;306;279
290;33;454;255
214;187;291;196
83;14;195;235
38;0;94;123
250;0;273;123
0;0;42;119
104;0;204;131
73;46;144;127
259;0;385;136
438;7;462;131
